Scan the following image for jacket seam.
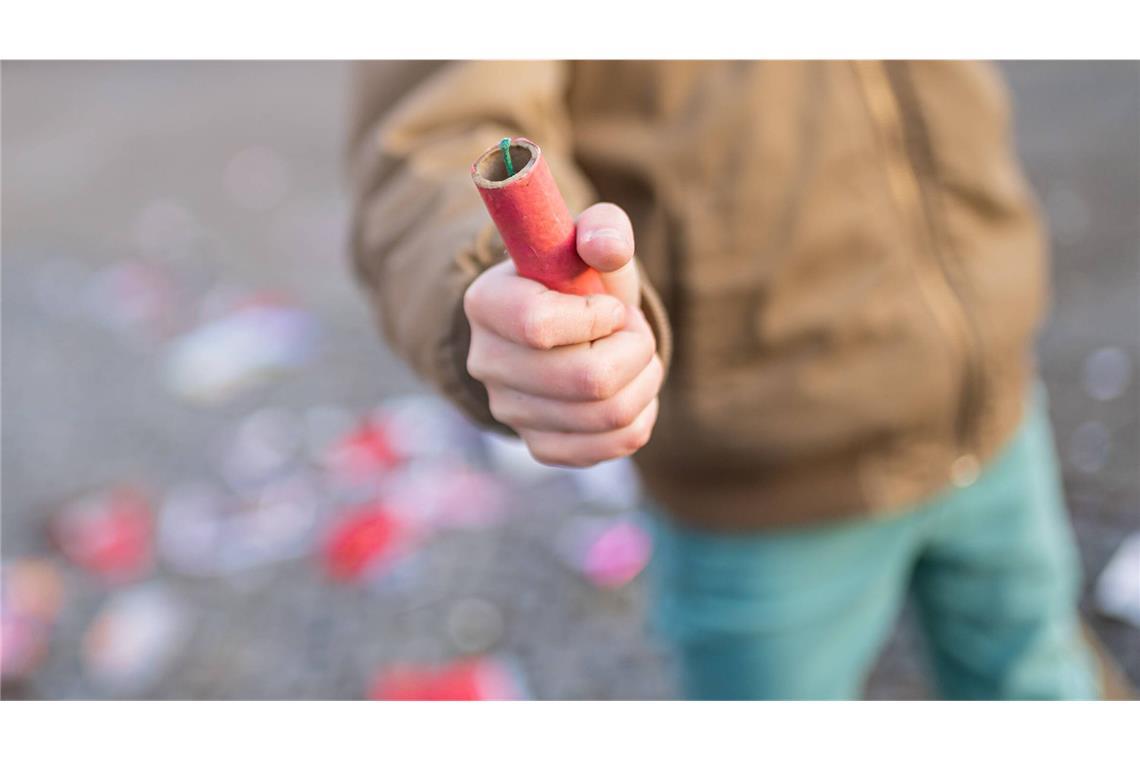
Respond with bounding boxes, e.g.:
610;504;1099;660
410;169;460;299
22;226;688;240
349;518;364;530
852;60;983;457
885;62;989;454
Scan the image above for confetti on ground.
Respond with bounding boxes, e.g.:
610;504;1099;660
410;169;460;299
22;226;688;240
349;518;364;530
556;517;653;590
368;656;527;700
82;583;193;697
1095;532;1140;629
1;559;66;684
162;300;317;405
50;486;154;585
321;502;412;582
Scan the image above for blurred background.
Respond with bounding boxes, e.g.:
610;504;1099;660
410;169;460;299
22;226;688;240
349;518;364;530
2;61;1137;699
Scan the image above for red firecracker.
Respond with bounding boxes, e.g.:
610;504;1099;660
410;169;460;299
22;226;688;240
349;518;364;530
472;138;605;296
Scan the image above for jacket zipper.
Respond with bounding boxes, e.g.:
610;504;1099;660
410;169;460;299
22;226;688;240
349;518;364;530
852;61;984;464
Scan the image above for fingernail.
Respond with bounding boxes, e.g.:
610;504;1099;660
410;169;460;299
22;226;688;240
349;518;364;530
582;228;625;244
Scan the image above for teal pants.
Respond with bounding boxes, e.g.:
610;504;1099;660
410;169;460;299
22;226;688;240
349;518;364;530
647;395;1099;699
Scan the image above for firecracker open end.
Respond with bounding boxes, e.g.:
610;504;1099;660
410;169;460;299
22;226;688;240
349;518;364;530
472;138;538;187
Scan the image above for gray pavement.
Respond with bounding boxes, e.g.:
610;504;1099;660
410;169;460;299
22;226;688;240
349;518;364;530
2;61;1137;699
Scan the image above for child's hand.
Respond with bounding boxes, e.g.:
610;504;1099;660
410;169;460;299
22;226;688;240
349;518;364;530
463;202;663;467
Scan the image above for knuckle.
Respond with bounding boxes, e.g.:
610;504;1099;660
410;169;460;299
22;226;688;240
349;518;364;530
465;351;485;380
520;307;556;349
620;434;648;457
623;416;654;454
632;423;653;450
601;396;640;430
486;394;515;426
462;279;486;318
577;361;619;400
584;300;604;339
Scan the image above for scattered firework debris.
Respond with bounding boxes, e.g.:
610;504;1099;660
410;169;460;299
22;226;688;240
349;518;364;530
157;483;236;578
383;461;507;531
81;583;193;697
375;393;475;461
320;415;403;492
221;407;305;491
84;258;183;344
1095;532;1140;629
320;501;414;583
157;477;319;579
44;249;321;406
367;656;528;701
303;405;355;464
21;246;662;698
0;559;66;684
556;517;653;590
50;486;155;585
162;298;318;405
17;389;659;697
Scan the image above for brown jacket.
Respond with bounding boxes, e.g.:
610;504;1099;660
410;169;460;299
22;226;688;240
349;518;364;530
348;61;1048;531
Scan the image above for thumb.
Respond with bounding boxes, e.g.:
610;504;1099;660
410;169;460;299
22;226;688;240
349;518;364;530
576;202;640;306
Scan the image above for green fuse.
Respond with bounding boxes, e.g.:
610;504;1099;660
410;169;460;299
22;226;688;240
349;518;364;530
499;138;515;177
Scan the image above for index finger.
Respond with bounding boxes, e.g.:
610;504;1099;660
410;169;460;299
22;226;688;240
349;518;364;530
463;259;628;349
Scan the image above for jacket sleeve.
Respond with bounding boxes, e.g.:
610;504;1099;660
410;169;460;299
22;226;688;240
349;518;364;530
347;61;672;431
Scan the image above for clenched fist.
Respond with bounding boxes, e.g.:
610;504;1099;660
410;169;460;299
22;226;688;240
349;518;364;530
463;202;663;467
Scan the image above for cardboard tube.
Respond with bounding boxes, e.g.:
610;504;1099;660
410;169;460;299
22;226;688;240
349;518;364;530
472;138;606;296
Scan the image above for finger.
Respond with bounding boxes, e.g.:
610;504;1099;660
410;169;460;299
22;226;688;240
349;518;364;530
622;302;656;352
521;398;660;468
577;203;634;272
468;325;656;402
488;355;664;434
576;202;640;306
464;259;626;349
